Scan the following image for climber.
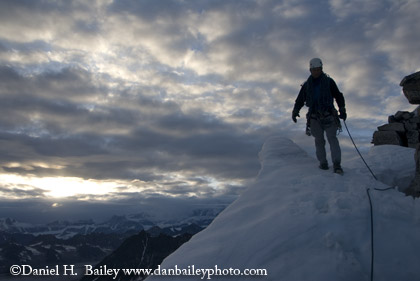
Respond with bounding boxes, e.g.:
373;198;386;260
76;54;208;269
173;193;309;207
292;58;347;174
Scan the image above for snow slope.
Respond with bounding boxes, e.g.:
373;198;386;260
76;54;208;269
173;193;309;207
147;137;420;281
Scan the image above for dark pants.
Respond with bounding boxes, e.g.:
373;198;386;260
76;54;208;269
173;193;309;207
310;115;341;166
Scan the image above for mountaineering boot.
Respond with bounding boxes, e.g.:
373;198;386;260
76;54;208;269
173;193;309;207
319;162;329;170
333;164;344;175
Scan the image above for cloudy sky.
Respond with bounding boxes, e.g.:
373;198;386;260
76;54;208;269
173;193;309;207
1;0;419;223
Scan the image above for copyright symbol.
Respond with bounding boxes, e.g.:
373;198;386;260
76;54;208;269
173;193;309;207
10;265;21;275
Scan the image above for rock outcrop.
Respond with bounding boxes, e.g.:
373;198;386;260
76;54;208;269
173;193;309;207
372;109;420;148
372;71;420;197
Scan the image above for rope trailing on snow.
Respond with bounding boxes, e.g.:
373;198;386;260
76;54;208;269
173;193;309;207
366;188;374;281
343;120;396;281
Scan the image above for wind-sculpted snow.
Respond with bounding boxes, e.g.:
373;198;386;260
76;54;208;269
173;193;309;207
148;136;420;281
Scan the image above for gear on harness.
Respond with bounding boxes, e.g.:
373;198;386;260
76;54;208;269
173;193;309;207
305;112;311;136
305;109;342;136
334;110;343;136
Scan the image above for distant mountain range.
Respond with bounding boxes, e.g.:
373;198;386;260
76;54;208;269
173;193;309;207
0;207;224;238
0;207;225;278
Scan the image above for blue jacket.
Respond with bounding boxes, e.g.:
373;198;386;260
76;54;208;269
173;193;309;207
293;73;345;114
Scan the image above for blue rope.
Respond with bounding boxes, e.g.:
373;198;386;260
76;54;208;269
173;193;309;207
343;120;396;281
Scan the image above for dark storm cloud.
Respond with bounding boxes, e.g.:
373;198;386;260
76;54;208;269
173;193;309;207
0;185;46;198
70;120;262;181
0;65;262;187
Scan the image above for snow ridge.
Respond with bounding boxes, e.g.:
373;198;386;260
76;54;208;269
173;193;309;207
148;136;420;281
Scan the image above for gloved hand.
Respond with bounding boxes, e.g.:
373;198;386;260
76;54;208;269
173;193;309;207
292;111;300;123
339;107;347;121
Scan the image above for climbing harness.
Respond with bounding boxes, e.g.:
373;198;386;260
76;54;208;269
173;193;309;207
305;109;342;137
343;120;395;281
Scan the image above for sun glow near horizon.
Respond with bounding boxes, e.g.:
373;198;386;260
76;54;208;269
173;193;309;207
0;173;124;199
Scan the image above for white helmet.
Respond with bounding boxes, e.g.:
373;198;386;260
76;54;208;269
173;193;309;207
309;58;323;69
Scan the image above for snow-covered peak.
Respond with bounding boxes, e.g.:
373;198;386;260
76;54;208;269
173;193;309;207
0;218;35;233
148;136;420;281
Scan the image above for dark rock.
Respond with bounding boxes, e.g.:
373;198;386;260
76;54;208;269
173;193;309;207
409;116;420;124
80;231;192;281
400;71;420;104
406;144;420;197
404;120;418;131
394;111;414;121
407;130;420;148
388;115;397;123
377;122;405;132
372;130;404;146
